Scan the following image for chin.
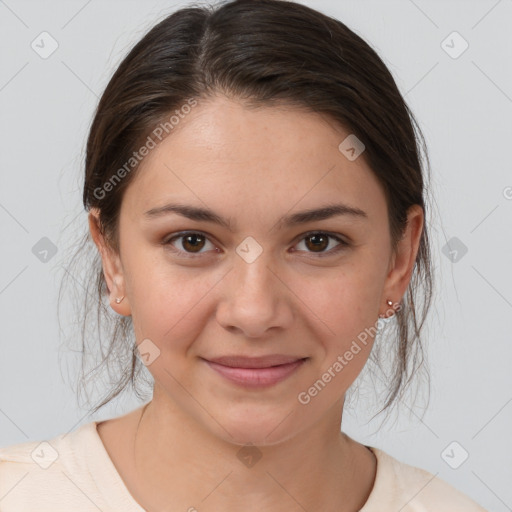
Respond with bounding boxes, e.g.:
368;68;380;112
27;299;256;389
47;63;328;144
207;407;301;447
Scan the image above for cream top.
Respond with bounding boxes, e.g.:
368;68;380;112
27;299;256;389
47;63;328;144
0;421;488;511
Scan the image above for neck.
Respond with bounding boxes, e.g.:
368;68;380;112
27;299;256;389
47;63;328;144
128;388;376;512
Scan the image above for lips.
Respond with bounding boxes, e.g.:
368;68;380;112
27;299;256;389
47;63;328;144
204;354;306;369
202;355;308;388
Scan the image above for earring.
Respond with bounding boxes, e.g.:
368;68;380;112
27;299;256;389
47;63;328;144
379;299;399;319
115;296;125;304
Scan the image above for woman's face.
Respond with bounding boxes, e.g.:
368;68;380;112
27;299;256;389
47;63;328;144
91;95;423;446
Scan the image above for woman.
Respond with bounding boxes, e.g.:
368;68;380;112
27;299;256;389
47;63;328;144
0;0;488;510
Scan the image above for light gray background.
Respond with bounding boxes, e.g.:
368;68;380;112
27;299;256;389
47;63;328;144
0;0;511;510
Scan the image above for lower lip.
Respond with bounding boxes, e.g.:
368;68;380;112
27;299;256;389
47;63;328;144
204;358;307;388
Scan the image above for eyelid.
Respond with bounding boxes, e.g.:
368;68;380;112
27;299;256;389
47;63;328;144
294;230;349;245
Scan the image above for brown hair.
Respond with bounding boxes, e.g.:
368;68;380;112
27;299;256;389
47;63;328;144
60;0;434;425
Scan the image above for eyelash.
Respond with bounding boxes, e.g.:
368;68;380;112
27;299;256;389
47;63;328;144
162;230;349;259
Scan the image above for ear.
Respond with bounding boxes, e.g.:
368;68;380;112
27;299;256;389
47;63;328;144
88;208;131;316
380;204;424;315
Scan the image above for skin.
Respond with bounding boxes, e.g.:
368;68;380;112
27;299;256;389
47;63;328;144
89;94;423;512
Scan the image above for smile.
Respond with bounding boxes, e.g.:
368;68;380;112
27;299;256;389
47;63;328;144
202;357;308;388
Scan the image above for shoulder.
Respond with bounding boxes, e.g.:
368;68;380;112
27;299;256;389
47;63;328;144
361;446;488;511
0;422;103;511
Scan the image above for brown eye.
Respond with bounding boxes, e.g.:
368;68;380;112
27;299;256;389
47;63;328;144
294;232;348;257
180;233;206;252
164;231;217;257
304;233;329;252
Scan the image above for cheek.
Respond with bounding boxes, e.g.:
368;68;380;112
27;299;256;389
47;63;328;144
126;255;219;347
296;273;381;393
291;261;385;340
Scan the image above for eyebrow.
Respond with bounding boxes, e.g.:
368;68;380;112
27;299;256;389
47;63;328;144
143;202;368;231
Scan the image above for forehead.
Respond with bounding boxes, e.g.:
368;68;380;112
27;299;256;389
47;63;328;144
121;95;386;225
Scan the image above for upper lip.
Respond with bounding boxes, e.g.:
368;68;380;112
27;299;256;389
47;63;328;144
203;355;307;369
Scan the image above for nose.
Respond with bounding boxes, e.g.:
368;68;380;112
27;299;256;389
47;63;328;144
215;250;294;338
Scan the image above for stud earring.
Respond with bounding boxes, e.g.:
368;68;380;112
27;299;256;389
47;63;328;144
379;299;399;319
115;296;125;304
